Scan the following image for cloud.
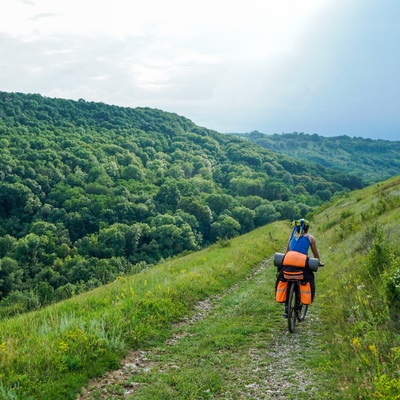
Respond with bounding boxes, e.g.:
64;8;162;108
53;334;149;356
0;0;399;140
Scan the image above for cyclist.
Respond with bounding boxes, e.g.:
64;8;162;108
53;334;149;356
277;218;323;317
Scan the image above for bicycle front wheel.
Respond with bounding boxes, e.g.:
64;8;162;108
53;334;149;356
287;282;297;333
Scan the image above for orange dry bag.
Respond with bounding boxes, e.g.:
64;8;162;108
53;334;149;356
283;250;308;268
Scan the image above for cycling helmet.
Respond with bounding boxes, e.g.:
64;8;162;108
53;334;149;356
292;218;310;234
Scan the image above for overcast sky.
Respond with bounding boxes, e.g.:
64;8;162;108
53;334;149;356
1;0;399;141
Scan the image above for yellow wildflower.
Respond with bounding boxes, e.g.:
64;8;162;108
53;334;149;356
352;337;361;349
59;341;69;352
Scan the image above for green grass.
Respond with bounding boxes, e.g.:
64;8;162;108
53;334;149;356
0;222;288;400
124;264;315;399
309;175;400;399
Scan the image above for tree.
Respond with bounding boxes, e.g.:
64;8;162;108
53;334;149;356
154;179;181;212
275;201;301;221
230;206;255;234
97;225;126;258
0;182;38;218
178;197;213;238
36;281;54;306
205;193;236;215
150;223;197;258
210;214;241;240
0;257;23;298
254;204;280;227
14;233;43;267
0;235;17;258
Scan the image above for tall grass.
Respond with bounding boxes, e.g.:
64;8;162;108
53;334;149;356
311;176;400;399
0;222;289;400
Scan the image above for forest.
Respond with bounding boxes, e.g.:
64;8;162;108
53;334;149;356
0;91;366;315
234;130;400;184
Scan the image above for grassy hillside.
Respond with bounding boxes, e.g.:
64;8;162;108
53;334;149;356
310;175;400;398
1;176;400;399
0;91;363;316
233;131;400;184
0;222;289;399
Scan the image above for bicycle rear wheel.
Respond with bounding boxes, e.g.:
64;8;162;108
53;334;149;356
287;282;297;333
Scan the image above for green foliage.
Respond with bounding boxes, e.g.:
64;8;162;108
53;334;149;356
0;91;363;313
235;131;400;185
385;255;400;315
313;176;400;398
373;373;400;399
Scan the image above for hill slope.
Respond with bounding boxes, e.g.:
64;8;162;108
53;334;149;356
0;91;363;315
233;131;400;184
0;176;399;398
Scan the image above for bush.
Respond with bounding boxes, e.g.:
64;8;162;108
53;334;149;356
365;223;392;277
374;372;400;399
385;255;400;322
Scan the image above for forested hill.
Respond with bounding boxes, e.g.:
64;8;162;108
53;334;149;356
232;131;400;184
0;91;362;315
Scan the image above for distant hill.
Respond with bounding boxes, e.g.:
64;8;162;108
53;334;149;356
232;131;400;184
0;91;363;314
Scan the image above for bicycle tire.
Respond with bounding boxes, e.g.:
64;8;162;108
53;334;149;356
287;282;297;333
298;304;308;322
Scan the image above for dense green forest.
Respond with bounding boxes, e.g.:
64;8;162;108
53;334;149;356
0;92;364;315
232;131;400;184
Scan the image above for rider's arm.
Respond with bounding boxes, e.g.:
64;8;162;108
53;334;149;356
309;235;320;260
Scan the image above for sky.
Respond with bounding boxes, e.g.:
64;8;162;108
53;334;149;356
0;0;399;141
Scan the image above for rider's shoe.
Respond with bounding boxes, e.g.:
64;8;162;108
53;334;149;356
297;304;303;313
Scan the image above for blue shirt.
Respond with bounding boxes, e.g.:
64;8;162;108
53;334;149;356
289;234;311;255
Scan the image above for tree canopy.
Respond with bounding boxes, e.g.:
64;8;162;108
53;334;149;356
0;91;365;315
233;131;400;184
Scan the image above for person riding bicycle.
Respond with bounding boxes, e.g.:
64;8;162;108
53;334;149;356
277;218;323;317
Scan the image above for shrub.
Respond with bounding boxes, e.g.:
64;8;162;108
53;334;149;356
385;255;400;322
363;223;392;276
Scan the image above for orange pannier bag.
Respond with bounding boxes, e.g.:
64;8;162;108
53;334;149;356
276;280;288;303
300;281;312;305
283;251;308;268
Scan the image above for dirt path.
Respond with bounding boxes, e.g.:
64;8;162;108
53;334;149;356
77;258;323;399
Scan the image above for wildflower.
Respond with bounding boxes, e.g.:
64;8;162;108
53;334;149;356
59;341;69;352
0;342;6;352
352;337;361;350
369;344;377;355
